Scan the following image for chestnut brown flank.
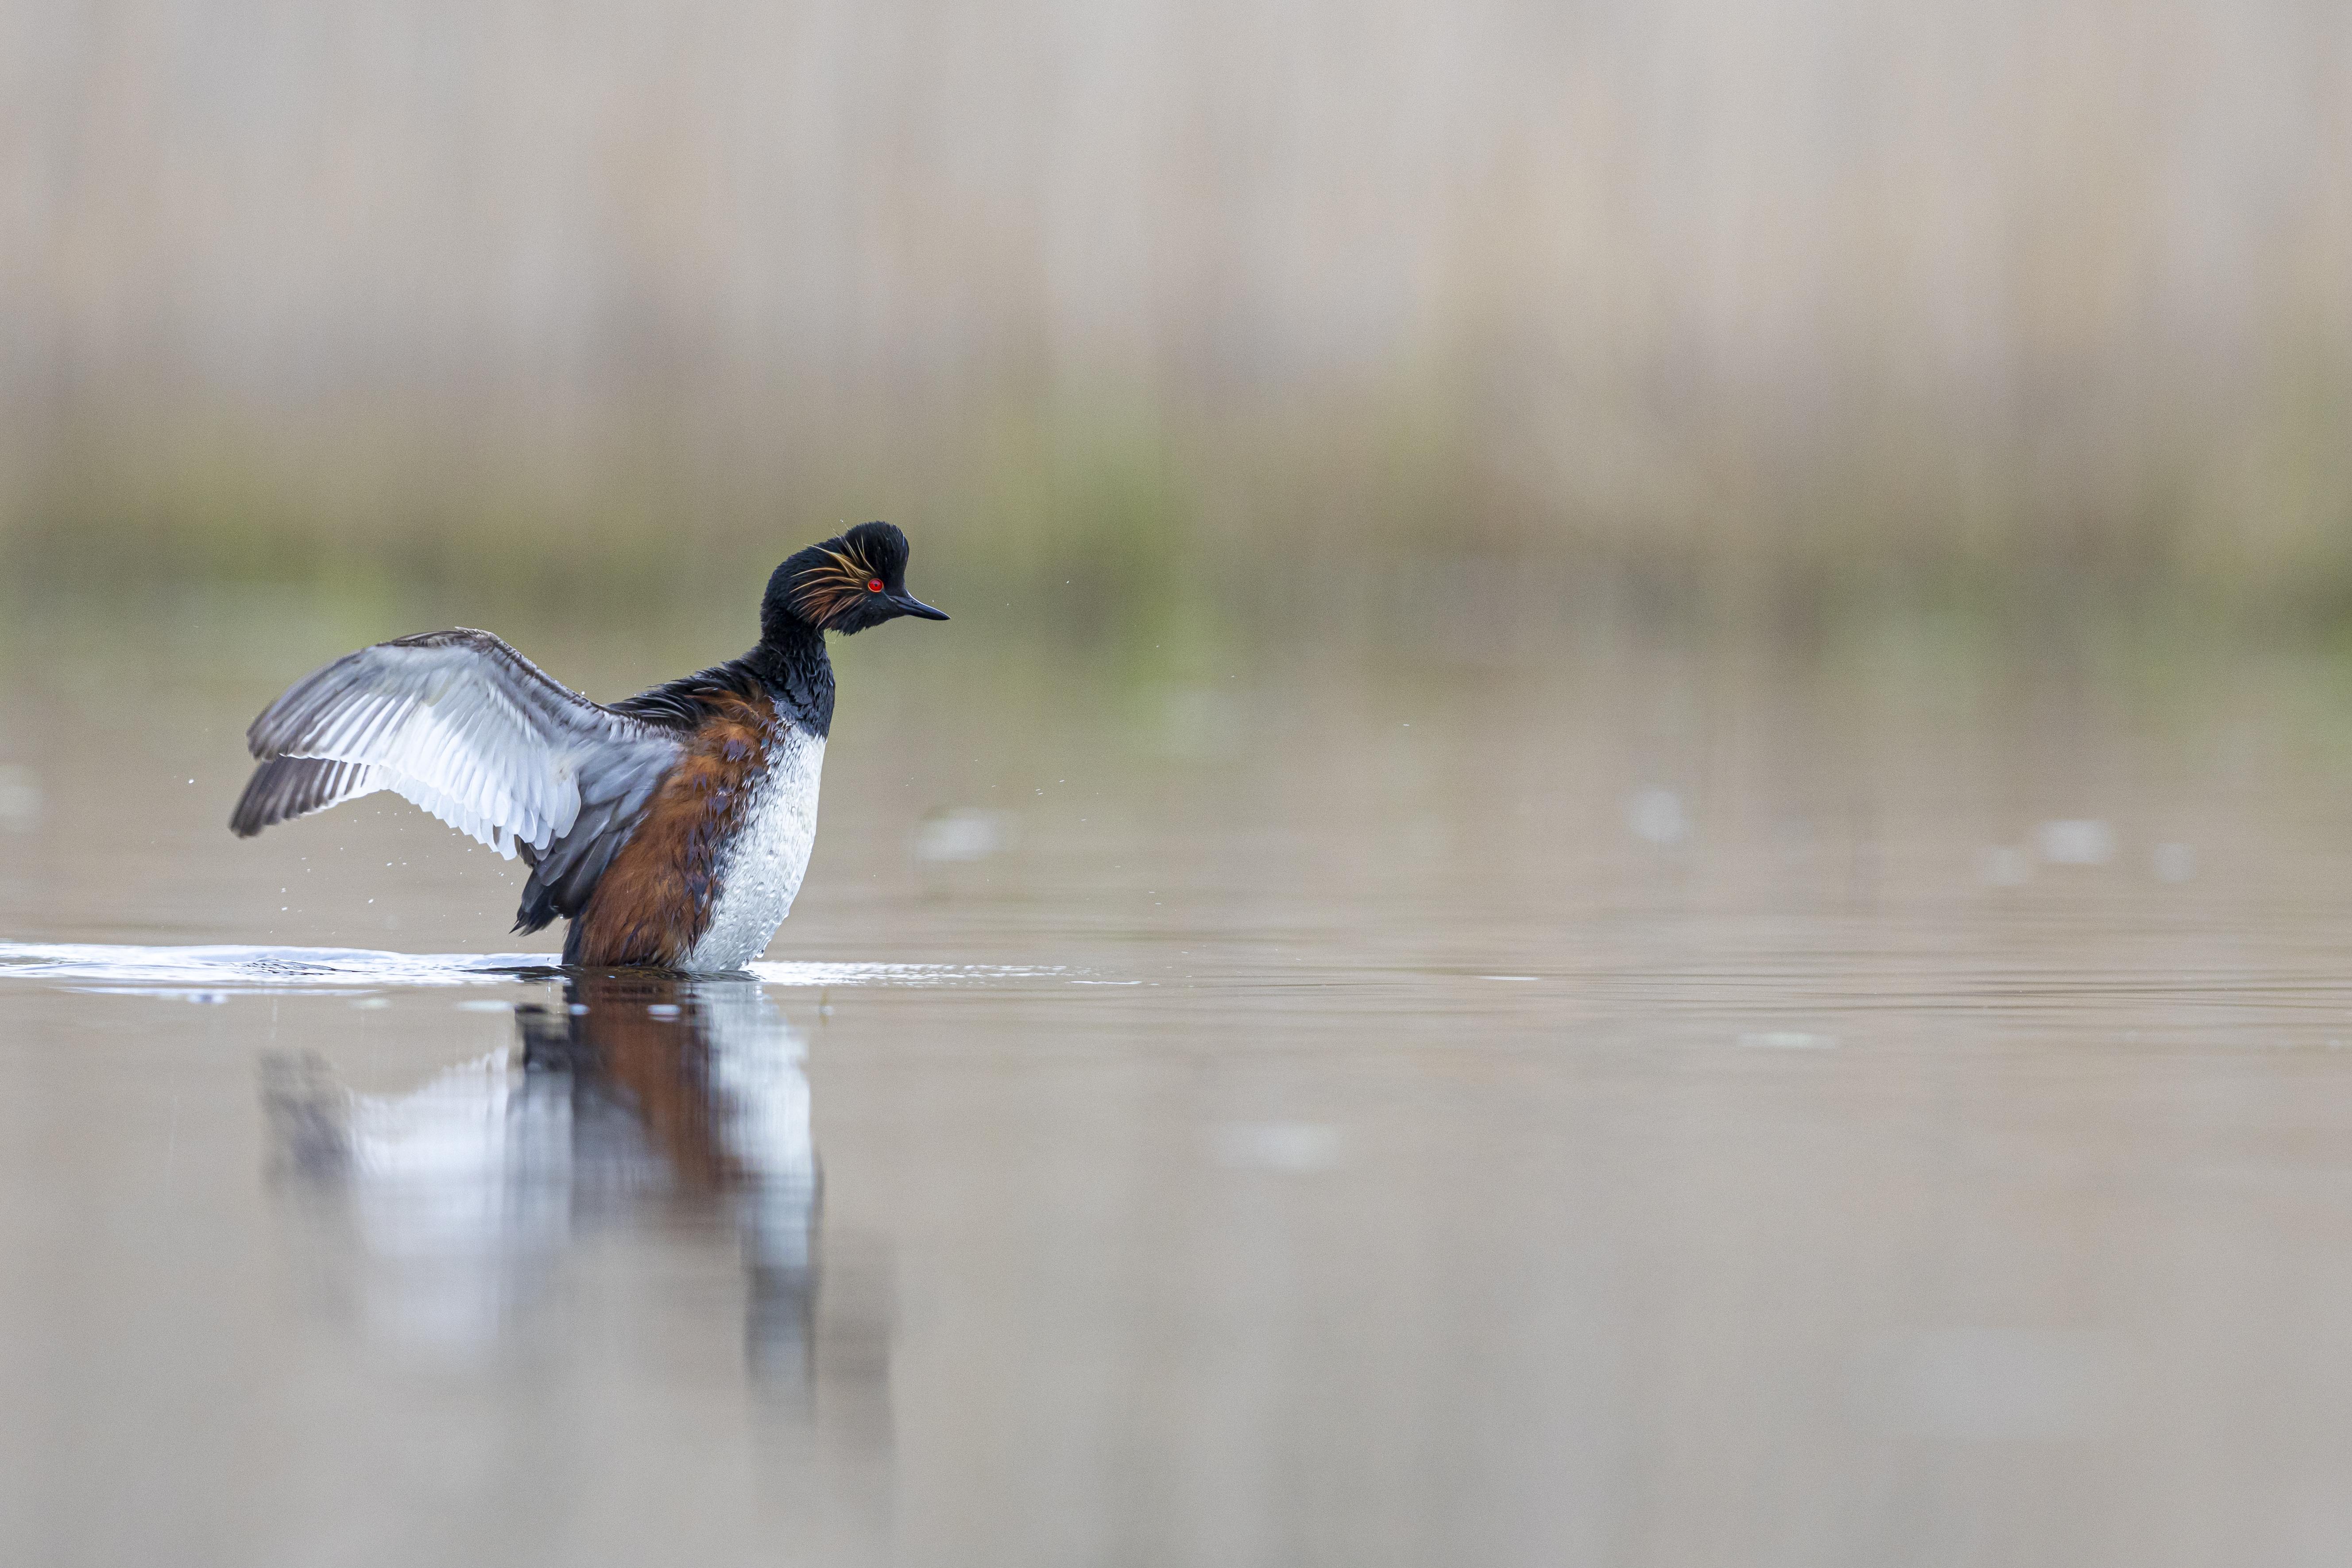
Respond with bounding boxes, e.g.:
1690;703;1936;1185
569;690;775;967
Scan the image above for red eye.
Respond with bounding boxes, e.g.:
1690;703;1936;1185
867;578;883;592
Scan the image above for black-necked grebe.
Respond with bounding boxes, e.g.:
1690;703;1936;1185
231;521;947;969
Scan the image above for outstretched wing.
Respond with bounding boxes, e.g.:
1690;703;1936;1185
231;629;682;862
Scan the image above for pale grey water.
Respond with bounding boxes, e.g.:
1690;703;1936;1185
8;613;2352;1566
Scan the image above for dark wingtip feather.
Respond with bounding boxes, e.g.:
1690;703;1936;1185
230;756;370;838
229;764;284;836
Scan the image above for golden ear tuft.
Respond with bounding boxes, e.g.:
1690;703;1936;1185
789;544;873;629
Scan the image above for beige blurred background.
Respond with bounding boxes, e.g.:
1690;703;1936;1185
3;0;2349;640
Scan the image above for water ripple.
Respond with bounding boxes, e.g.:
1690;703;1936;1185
0;941;1064;996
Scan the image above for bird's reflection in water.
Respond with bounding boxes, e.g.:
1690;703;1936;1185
264;975;878;1401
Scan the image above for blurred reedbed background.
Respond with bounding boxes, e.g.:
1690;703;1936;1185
4;0;2350;653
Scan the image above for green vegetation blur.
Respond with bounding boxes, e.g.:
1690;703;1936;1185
5;0;2349;653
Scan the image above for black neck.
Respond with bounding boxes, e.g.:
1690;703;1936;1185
747;619;836;736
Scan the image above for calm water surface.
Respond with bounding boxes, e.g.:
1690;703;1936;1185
8;614;2352;1566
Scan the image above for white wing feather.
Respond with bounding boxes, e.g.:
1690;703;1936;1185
237;630;679;859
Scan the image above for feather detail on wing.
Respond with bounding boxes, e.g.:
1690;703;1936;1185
229;758;391;835
231;629;682;862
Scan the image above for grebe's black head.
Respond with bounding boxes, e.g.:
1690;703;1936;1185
762;521;949;641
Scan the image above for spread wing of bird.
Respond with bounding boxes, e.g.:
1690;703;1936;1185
230;631;684;879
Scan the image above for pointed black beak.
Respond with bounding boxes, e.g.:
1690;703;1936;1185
893;592;949;621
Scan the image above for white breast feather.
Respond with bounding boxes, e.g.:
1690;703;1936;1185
686;729;827;972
